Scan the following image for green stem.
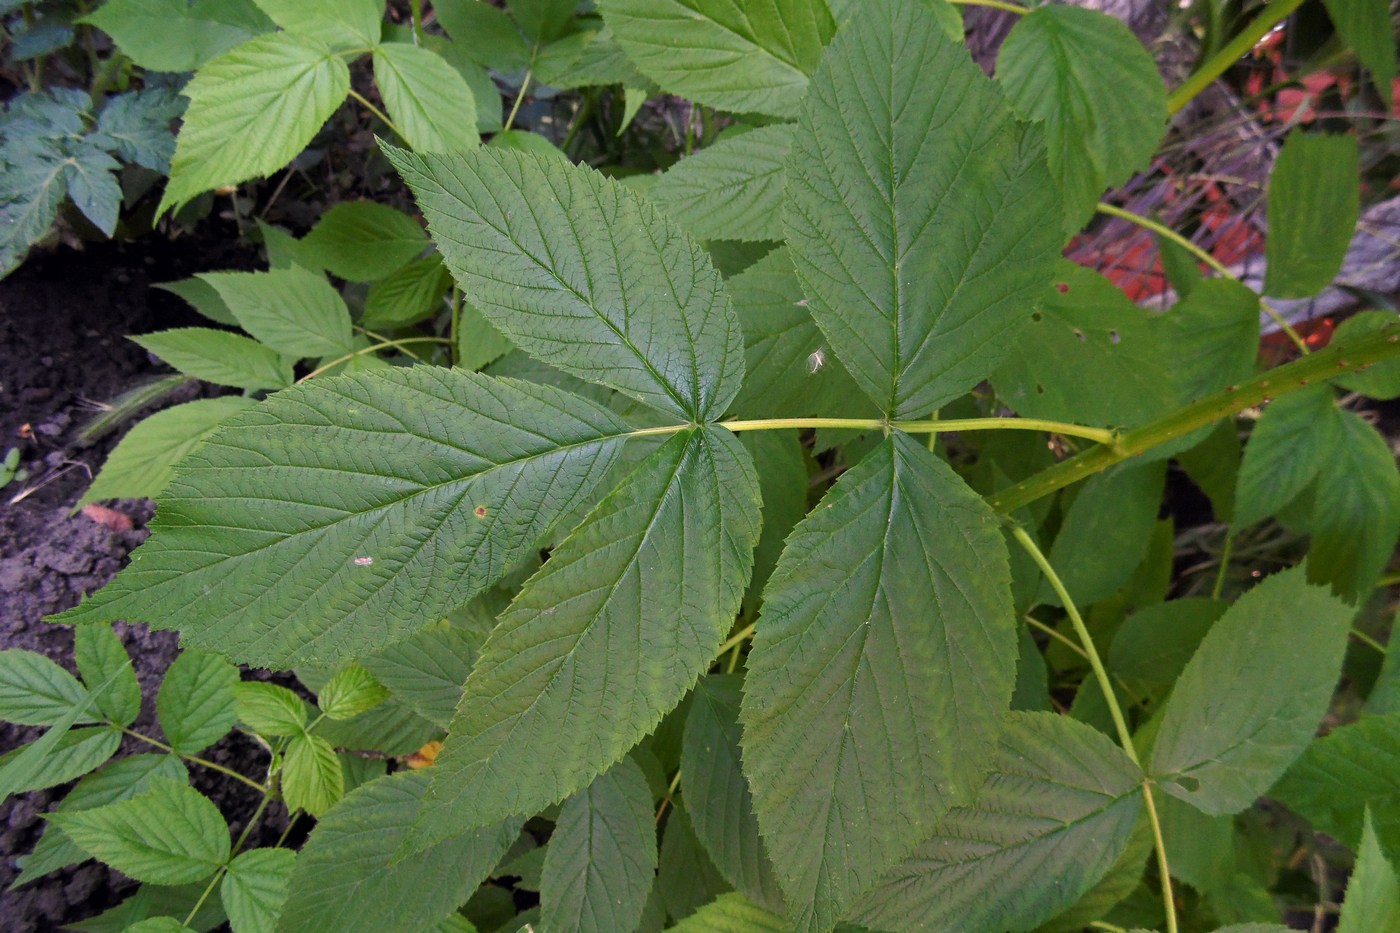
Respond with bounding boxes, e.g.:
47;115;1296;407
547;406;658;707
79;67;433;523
716;622;756;657
298;337;453;382
1167;0;1308;115
504;71;532;132
629;416;1118;445
355;326;429;363
348;89;406;140
1095;202;1310;354
120;727;266;792
990;325;1400;514
946;0;1028;13
1211;532;1233;600
1011;527;1179;933
449;285;463;365
1352;628;1387;654
183;791;272;927
409;0;424;45
1376;571;1400;588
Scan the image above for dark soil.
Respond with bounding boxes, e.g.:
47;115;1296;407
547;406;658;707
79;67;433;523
0;235;286;931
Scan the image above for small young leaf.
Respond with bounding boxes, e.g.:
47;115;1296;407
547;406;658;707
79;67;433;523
996;5;1166;229
597;0;834;118
221;847;296;933
160;33;350;212
648;125;794;242
419;427;760;844
83;0;273;72
1263;131;1360;299
1150;567;1354;814
848;712;1144;933
278;771;520;933
540;757;658;933
298;200;429;283
0;726;122;793
55;370;632;667
282;732;344;816
1337;810;1400;933
741;433;1016;932
79;397;260;509
89;87;184;173
388;144;745;421
372;42;480;154
74;623;141;727
199;266;355;358
50;777;230;885
157;650;240;755
63;146;123;236
234;682;308;737
316;663;389;721
0;648;91;726
131;328;294;390
250;0;382;52
784;0;1061;418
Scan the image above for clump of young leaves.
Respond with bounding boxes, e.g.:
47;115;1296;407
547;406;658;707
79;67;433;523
14;1;1400;932
0;85;183;276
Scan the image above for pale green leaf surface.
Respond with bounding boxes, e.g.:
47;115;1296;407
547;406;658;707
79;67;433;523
683;674;784;913
79;398;260;509
234;682;309;737
784;0;1062;418
741;433;1015;932
55;369;631;668
1234;387;1339;529
1338;811;1400;933
157;650;239;755
74;624;140;727
251;0;382;50
221;848;295;933
0;649;90;726
649;125;793;242
597;0;834;118
51;778;229;885
373;43;480;154
1323;0;1397;105
1271;712;1400;859
849;712;1144;933
540;756;658;933
1264;131;1359;299
84;0;274;72
277;771;520;933
1149;567;1353;814
282;732;343;816
299;201;429;283
667;892;790;932
199;267;354;357
362;253;451;329
0;726;121;793
316;663;389;720
160;33;349;212
420;427;760;843
996;5;1166;230
1308;408;1400;601
388;145;744;421
130;328;294;390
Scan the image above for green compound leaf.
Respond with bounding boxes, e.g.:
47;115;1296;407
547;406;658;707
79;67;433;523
251;0;382;51
131;328;294;390
221;847;295;933
1338;810;1400;933
55;369;631;668
669;892;790;932
784;0;1061;419
741;432;1016;933
419;426;760;844
362;254;452;329
74;623;141;728
1233;387;1339;529
235;682;309;737
649;125;794;242
372;42;480;154
1323;0;1397;106
388;145;744;421
0;726;121;793
1308;408;1400;602
160;32;350;213
1272;712;1400;861
277;771;520;933
1263;131;1360;299
199;266;354;358
682;674;784;912
156;649;240;755
316;663;389;721
299;200;429;283
847;712;1144;933
996;4;1166;230
51;777;230;885
540;756;658;933
83;0;274;73
597;0;834;118
0;648;91;726
1149;567;1354;815
1334;311;1400;400
282;732;344;817
361;615;484;728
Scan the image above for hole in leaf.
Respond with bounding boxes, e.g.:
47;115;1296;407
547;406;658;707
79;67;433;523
1031;311;1043;322
1073;328;1086;342
1109;330;1121;344
1035;384;1045;395
1176;775;1201;793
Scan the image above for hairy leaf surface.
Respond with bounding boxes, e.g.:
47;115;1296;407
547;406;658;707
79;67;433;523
390;145;743;420
420;427;760;843
55;370;631;667
784;0;1061;418
741;432;1015;932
